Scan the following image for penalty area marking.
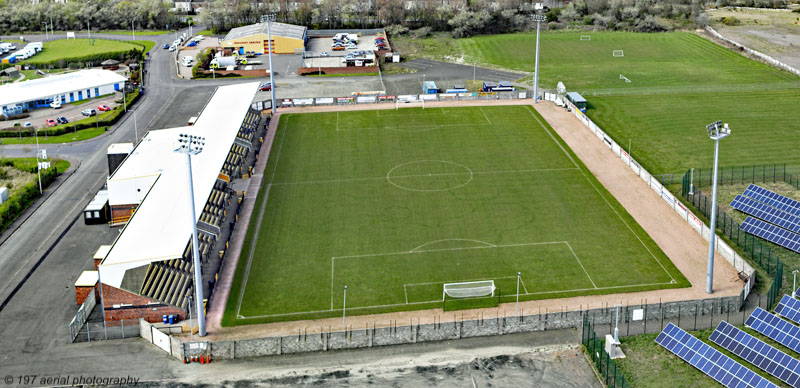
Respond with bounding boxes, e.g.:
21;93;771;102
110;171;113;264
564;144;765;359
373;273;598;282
329;240;595;311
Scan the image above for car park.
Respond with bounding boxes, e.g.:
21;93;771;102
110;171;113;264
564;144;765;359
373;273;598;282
45;119;57;127
81;109;97;117
97;104;111;112
56;116;68;125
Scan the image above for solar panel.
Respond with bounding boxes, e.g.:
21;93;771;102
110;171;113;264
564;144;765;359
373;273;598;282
744;184;800;217
740;217;800;254
655;322;779;388
746;307;800;355
776;294;800;325
731;195;800;234
710;320;800;388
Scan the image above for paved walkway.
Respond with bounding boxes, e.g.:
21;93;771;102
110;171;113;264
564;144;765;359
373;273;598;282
201;100;742;341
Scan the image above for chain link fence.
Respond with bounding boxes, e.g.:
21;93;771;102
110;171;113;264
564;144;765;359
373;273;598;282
71;319;141;343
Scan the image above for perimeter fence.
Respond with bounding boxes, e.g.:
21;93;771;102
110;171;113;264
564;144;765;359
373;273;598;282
582;314;630;388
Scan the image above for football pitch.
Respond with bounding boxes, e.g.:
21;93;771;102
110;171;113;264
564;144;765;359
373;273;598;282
222;106;689;325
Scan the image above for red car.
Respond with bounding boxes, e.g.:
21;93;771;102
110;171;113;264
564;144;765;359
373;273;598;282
259;82;272;91
97;104;111;112
45;119;57;127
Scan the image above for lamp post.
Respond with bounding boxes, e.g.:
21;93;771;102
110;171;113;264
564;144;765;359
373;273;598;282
342;285;347;331
515;272;521;316
175;133;207;337
265;13;277;114
531;14;545;103
34;129;42;194
705;120;731;294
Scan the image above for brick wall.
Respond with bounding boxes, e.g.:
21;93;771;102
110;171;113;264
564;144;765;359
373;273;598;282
101;283;185;323
297;65;380;76
110;204;137;224
75;285;98;305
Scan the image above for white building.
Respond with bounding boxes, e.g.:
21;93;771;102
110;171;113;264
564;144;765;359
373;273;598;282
0;69;127;116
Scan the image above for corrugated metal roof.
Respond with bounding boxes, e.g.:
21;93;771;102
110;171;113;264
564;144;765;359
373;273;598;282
223;21;307;42
0;69;126;107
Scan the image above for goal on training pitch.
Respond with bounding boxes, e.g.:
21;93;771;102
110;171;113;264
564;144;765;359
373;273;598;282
443;280;496;300
612;50;624;57
580;35;591;41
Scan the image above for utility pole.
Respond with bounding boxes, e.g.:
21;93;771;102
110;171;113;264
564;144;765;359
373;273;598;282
174;133;207;336
705;120;731;294
531;14;546;103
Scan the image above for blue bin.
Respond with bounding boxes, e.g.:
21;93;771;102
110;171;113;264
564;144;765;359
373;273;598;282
162;315;168;324
168;315;175;324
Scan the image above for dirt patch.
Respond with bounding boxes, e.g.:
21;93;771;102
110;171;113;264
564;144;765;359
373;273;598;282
708;8;800;70
0;166;35;196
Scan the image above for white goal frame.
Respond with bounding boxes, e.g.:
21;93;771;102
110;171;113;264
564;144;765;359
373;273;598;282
580;35;591;41
619;74;631;83
612;50;624;57
443;280;496;300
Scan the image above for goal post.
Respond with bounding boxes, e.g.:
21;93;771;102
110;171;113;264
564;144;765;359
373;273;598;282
612;50;624;57
580;35;591;41
443;280;496;300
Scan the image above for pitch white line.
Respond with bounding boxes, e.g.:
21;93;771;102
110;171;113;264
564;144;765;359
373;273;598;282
330;258;335;310
404;284;409;304
520;277;529;294
565;242;597;288
525;106;676;283
270;168;578;186
237;280;676;319
333;241;567;260
410;239;495;253
338;123;493;132
479;106;492;124
336;111;339;131
235;183;274;318
405;275;518;287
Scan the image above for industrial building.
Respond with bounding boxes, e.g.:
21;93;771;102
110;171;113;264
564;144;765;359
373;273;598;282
0;69;127;117
95;82;264;322
221;21;307;55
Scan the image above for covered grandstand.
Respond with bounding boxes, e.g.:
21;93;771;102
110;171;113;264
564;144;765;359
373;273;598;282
97;82;264;322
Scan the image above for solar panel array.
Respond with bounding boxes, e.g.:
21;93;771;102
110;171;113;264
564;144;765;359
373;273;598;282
710;321;800;388
655;323;779;388
776;294;800;325
740;217;800;254
747;307;800;355
731;195;800;234
744;184;800;217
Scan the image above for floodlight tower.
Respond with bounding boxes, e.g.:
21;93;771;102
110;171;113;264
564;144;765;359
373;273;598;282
175;133;207;336
264;13;277;114
705;120;731;294
531;14;546;103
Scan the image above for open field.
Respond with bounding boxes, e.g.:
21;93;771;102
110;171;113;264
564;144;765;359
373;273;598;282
222;105;688;326
13;38;153;66
708;8;800;71
586;90;800;174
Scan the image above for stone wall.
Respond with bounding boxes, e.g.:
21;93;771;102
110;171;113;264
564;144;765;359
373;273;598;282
182;295;743;360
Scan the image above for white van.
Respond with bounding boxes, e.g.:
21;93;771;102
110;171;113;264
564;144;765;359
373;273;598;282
181;56;193;67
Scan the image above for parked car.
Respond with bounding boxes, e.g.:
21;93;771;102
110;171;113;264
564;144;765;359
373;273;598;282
81;109;96;117
332;46;345;51
320;51;330;57
97;104;111;112
168;45;176;52
23;122;32;127
45;119;57;127
259;82;272;91
56;116;68;125
186;41;197;47
162;44;169;49
50;100;61;109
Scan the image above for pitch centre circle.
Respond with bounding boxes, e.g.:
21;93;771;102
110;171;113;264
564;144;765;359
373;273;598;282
386;160;473;192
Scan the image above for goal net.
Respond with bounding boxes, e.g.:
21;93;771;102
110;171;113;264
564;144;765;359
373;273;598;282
580;35;591;41
443;280;496;300
612;50;624;57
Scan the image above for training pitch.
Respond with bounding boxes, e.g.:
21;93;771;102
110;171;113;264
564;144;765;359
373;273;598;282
223;105;689;325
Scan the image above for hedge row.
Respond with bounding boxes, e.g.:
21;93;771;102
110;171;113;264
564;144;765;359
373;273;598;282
0;89;140;137
0;162;60;233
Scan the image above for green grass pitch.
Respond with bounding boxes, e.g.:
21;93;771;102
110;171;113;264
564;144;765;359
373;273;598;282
454;31;800;175
222;106;689;326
